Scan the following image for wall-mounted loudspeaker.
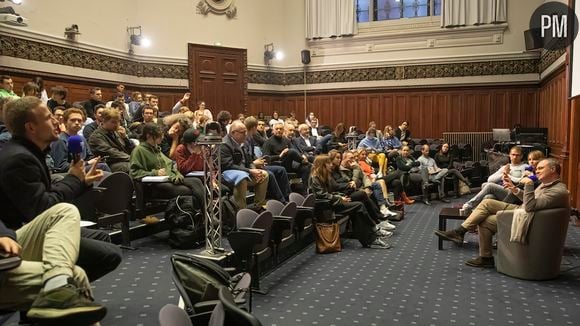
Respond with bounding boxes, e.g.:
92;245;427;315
301;49;311;64
524;28;543;51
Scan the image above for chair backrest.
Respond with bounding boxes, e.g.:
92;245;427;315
265;200;285;216
217;287;262;326
96;172;135;214
159;304;193;326
279;201;297;218
302;194;316;208
288;192;306;206
251;211;273;251
236;209;258;229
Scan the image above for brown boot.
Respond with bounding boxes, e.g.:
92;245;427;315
400;192;415;205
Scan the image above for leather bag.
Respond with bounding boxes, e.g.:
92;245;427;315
315;223;341;254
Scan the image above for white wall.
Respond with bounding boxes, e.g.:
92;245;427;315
12;0;289;65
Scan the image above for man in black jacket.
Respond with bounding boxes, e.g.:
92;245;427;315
262;122;311;187
0;96;122;282
220;120;268;208
293;123;317;161
82;87;103;120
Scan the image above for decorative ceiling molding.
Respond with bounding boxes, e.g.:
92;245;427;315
196;0;237;19
309;23;509;58
539;49;566;73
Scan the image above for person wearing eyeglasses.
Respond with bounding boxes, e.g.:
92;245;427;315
221;121;269;209
462;146;529;214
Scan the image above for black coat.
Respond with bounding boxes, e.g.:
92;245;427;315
292;136;317;155
0;137;86;230
220;134;252;173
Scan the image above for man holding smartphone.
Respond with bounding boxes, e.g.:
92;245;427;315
0;98;122;287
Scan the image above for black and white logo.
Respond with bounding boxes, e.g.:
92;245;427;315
529;1;579;50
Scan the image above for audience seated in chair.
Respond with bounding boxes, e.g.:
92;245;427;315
221;121;269;209
245;117;291;202
394;145;426;205
309;155;390;249
293;124;318;161
0;96;122;283
129;123;204;224
462;146;530;213
434;142;472;198
357;127;388;178
262;123;311;188
0;204;107;324
50;107;111;173
81;87;103;120
89;108;135;173
434;158;569;268
328;150;397;233
417;144;451;203
395;121;411;144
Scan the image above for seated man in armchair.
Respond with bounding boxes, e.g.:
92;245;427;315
434;158;569;267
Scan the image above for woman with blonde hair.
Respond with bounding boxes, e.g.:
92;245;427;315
309;155;391;249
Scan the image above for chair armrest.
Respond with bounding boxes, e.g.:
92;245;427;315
237;227;265;233
192;300;219;313
273;216;293;228
189;310;213;325
229;230;264;247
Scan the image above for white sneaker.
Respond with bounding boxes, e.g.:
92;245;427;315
378;220;396;231
380;205;398;218
377;172;383;178
367;238;391;249
375;228;393;237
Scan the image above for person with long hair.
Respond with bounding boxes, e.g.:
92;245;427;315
327;122;347;151
130;123;204;224
329;150;397;228
309;155;391;249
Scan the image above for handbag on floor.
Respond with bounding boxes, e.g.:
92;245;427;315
388;201;404;221
315;223;342;254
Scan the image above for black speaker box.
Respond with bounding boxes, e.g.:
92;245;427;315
301;49;311;64
524;28;543;51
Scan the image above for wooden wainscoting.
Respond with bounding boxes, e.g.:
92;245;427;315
249;86;539;139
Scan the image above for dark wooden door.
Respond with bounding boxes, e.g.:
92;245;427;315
188;44;247;116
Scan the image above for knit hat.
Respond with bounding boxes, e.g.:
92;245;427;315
182;127;200;144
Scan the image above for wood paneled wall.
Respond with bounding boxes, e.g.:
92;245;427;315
249;86;539;139
7;73;188;114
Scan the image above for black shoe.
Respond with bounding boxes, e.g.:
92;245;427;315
465;256;495;268
27;280;107;325
434;229;464;245
423;198;431;206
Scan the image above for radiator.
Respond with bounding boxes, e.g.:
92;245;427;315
443;132;493;162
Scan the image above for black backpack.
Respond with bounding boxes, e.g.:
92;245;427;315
170;253;251;315
221;195;239;234
165;196;204;249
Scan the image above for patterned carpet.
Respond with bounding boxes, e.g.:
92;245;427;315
4;198;579;326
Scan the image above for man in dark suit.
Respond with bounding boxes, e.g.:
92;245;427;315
220;120;269;209
0;96;122;283
293;123;317;162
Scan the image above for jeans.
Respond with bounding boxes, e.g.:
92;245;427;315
265;165;291;202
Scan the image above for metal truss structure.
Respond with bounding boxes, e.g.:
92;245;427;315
198;140;224;257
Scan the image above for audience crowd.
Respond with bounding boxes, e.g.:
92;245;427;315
0;75;569;324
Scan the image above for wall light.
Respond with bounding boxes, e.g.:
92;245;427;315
0;0;23;5
127;26;151;54
264;43;284;65
64;24;80;42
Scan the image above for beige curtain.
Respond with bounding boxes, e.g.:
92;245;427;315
306;0;357;39
441;0;507;27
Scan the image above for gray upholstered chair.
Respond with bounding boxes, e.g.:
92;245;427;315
496;207;570;280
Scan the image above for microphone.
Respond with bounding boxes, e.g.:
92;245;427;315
68;135;84;164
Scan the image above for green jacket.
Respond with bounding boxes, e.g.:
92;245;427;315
0;89;19;99
130;142;183;182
